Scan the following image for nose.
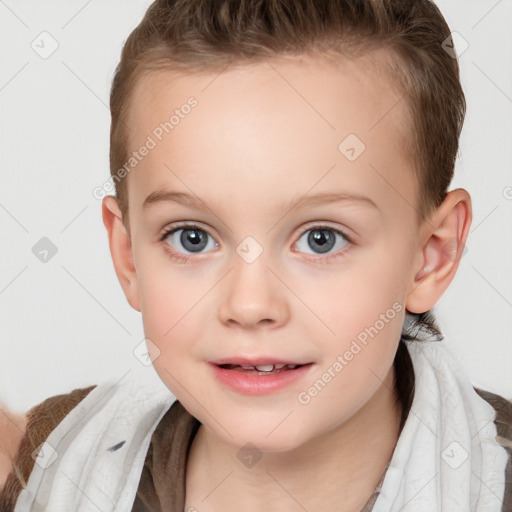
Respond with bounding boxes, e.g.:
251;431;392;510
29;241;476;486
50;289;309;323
217;253;290;330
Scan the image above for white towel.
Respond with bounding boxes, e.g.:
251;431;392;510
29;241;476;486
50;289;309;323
15;365;175;512
15;321;508;511
373;318;508;511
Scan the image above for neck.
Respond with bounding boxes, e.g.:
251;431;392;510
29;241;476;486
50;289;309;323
185;364;403;512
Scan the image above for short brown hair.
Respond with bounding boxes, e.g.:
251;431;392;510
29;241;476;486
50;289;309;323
109;0;465;230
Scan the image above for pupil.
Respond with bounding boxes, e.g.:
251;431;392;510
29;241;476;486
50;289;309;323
308;229;334;254
181;229;207;252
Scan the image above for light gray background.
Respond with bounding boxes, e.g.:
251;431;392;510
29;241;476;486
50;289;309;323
0;0;511;412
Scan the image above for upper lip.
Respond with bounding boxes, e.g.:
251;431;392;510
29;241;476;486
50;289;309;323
210;357;311;366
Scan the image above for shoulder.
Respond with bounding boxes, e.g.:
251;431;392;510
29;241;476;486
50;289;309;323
473;386;512;448
9;369;175;512
474;386;512;508
0;385;95;510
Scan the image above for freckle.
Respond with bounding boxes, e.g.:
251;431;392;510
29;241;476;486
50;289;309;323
107;440;126;452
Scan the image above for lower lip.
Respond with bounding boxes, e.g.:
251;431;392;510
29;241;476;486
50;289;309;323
209;363;314;395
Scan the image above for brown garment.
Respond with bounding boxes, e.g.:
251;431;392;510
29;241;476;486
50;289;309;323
0;386;96;512
1;353;511;511
130;399;200;511
474;387;512;512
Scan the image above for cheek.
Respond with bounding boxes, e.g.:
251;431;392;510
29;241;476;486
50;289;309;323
293;253;407;340
138;274;206;397
137;268;208;356
137;254;209;322
297;308;403;427
347;239;413;306
291;250;406;394
337;259;407;364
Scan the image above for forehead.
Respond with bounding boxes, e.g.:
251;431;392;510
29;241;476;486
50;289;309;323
125;51;416;221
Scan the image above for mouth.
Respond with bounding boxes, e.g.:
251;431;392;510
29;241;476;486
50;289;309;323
215;363;308;374
209;360;314;395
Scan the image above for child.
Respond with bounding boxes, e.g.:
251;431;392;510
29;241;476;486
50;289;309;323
1;0;511;510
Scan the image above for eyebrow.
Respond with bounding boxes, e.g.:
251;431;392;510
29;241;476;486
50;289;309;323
142;189;379;213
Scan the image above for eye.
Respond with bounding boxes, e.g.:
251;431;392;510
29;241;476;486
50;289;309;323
294;226;350;257
160;224;218;255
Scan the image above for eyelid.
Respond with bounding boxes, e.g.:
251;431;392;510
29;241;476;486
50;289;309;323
295;222;353;243
159;221;218;241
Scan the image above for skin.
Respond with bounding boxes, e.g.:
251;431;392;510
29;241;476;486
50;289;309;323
100;51;471;512
0;407;27;490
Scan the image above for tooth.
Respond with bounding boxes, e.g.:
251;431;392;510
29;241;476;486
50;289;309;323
274;364;286;369
287;364;298;369
255;364;274;372
241;365;255;370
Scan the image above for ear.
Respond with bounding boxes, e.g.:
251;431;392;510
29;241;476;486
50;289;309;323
406;188;472;314
102;196;141;312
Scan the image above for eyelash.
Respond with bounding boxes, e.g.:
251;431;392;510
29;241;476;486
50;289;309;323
158;223;352;264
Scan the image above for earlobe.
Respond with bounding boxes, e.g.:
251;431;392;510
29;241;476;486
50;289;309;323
102;195;141;312
406;189;472;314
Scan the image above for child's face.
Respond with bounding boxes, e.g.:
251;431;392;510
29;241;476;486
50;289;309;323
121;53;424;451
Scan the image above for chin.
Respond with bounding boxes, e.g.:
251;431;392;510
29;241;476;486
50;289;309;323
216;420;311;454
